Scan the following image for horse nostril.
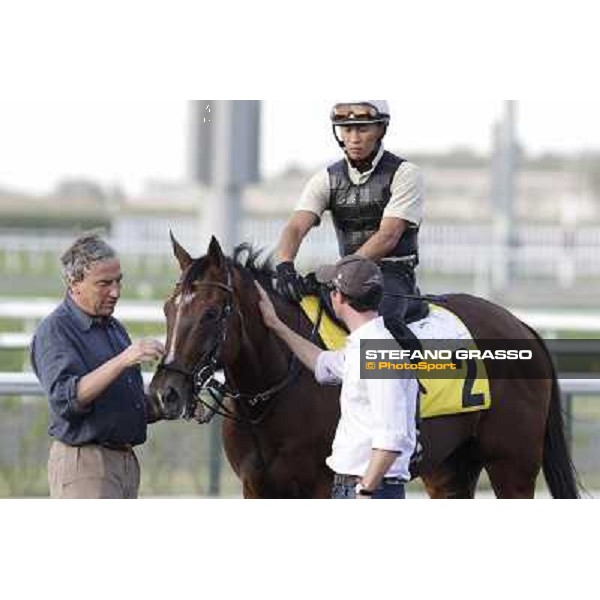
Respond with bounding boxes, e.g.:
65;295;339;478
164;386;180;407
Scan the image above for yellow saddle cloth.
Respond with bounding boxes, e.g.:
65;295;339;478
300;296;491;419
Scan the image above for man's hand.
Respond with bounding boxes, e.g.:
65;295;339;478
255;282;283;330
275;261;305;303
255;282;321;374
77;338;166;407
121;339;165;367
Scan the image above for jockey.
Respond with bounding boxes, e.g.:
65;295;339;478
275;100;428;328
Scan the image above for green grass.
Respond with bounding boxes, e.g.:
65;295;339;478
573;395;600;419
0;248;180;300
0;399;242;498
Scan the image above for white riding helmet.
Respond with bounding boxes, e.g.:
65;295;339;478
330;100;390;126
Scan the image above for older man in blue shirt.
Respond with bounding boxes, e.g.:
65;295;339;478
31;233;165;498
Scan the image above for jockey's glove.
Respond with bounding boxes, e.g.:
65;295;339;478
276;261;305;303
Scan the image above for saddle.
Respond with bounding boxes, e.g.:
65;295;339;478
306;277;425;370
301;272;427;350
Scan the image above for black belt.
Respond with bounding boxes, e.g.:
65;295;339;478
379;256;418;270
380;255;417;264
333;474;405;486
57;440;133;452
98;442;133;452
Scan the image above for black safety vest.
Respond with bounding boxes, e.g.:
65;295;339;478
327;151;419;260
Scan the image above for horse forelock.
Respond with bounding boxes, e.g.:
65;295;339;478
181;256;211;292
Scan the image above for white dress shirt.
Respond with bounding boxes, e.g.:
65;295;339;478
315;316;418;481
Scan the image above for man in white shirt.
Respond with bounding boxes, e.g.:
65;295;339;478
256;255;418;499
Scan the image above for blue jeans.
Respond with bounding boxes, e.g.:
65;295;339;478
331;479;406;499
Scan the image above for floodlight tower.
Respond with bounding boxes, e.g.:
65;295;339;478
491;100;518;293
189;100;261;251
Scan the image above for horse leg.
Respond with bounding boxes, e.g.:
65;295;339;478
477;383;544;499
421;442;483;499
313;470;335;499
241;480;258;498
484;459;537;499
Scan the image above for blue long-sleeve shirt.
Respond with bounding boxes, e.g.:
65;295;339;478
30;294;148;446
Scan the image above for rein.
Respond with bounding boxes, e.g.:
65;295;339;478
156;265;325;427
196;286;324;427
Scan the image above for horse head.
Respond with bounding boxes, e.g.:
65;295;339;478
148;233;247;421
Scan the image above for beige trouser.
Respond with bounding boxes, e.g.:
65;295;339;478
48;440;140;499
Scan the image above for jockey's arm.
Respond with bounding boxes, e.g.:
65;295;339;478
276;211;319;263
355;216;408;261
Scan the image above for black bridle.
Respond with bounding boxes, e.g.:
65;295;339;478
155;266;235;420
155;265;321;426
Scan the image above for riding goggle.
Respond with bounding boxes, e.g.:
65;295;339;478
330;103;389;125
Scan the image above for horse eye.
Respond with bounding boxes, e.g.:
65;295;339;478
205;307;219;320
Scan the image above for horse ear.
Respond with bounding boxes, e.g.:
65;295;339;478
207;235;225;266
170;230;192;271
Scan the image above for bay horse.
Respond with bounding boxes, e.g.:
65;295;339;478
148;234;581;499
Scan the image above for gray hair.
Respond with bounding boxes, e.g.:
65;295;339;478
60;233;117;285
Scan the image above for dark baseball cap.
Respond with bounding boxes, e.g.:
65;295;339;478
316;255;383;299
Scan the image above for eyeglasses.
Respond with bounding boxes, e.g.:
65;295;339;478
331;103;381;123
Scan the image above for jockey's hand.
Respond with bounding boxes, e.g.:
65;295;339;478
275;261;305;303
302;273;321;296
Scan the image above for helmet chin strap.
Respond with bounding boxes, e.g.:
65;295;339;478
347;143;381;173
333;126;388;173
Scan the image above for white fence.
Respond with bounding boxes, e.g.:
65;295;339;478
2;299;600;349
0;372;597;406
0;371;153;395
0;298;162;324
4;220;600;281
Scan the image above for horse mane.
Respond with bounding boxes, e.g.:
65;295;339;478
230;242;277;292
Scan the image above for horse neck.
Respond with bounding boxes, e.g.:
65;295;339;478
225;292;305;394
